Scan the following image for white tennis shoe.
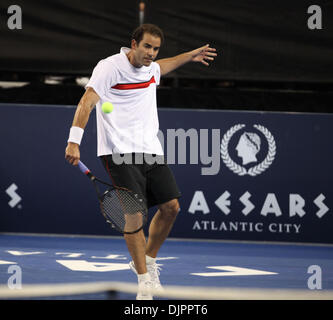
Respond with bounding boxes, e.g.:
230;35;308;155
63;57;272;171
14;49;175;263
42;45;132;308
146;263;163;291
136;278;153;300
129;260;164;293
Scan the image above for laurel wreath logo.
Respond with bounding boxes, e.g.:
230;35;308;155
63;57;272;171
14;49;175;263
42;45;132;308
220;124;276;176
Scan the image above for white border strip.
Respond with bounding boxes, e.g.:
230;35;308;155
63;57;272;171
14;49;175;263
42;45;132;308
0;282;332;300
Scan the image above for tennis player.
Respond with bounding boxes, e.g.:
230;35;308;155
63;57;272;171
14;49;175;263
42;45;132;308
65;24;217;300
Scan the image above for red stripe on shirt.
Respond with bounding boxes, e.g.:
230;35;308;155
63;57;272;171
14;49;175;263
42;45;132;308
111;76;156;90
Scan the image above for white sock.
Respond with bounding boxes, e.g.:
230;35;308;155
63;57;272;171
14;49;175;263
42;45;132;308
146;255;156;265
138;272;150;283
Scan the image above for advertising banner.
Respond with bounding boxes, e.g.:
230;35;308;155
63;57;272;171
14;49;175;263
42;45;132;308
161;109;332;243
0;104;332;243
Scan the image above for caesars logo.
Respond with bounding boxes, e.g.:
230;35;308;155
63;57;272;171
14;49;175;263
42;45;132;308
188;190;329;235
182;124;330;236
221;124;276;176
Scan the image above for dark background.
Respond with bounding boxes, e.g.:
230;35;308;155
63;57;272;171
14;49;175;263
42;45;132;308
0;0;332;112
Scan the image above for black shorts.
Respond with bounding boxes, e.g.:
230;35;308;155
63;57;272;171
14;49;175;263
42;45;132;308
100;154;181;209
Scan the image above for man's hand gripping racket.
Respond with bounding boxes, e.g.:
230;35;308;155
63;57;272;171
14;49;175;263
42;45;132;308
77;161;148;234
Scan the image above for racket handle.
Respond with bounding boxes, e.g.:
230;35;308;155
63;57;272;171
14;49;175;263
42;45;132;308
78;161;90;175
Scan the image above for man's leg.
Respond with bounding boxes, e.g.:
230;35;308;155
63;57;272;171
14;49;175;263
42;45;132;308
124;229;147;274
126;197;179;300
125;229;153;300
146;198;180;258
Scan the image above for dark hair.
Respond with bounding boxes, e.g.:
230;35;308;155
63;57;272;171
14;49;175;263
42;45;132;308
132;24;164;45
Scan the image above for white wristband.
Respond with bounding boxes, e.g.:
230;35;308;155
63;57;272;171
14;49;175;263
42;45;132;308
68;126;84;145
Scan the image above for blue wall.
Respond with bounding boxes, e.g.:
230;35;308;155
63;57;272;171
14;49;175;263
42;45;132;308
0;104;332;243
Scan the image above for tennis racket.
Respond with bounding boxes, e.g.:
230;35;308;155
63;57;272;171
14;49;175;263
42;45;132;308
77;160;148;234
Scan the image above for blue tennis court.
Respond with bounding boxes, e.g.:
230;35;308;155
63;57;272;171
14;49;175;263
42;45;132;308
1;233;332;300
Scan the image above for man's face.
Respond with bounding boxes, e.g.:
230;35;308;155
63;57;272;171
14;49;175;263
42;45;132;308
131;33;161;67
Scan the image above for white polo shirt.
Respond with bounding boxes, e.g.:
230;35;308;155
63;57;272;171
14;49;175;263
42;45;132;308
86;47;164;157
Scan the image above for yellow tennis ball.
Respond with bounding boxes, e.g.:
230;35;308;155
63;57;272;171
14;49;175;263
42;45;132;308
102;102;114;113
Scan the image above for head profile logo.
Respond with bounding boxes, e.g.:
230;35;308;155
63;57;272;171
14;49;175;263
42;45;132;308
221;124;276;176
236;131;262;165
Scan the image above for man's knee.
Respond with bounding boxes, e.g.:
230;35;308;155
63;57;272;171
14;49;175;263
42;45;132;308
159;199;180;218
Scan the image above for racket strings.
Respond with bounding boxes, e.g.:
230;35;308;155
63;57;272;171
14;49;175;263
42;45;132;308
101;189;147;233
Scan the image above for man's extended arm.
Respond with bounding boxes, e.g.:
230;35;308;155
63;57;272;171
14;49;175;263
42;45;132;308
65;87;100;166
156;44;217;76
